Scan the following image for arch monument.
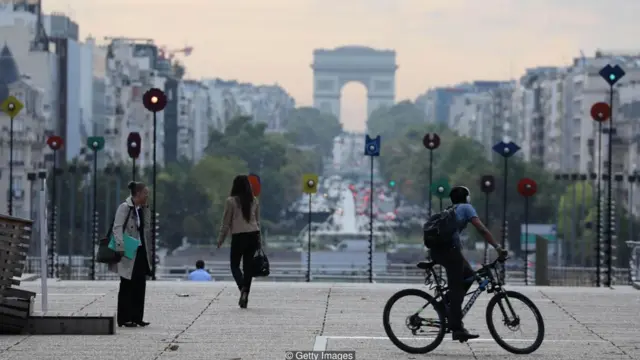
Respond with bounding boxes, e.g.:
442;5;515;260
311;46;397;121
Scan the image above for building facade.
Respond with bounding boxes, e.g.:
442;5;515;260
104;38;166;169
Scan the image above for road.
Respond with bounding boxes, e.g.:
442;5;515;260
1;281;639;359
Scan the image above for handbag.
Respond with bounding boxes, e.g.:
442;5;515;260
96;207;132;264
252;247;270;277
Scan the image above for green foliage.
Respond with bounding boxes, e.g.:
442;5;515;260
367;100;427;138
48;114;328;253
371;101;564;253
556;183;637;266
283;107;343;156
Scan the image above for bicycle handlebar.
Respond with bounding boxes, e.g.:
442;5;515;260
482;256;509;268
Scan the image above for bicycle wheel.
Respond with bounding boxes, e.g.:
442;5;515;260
485;290;545;354
382;288;446;354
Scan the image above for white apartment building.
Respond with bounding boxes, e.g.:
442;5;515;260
180;80;212;162
104;38;166;168
447;92;488;143
203;80;240;131
203;79;295;132
445;83;518;161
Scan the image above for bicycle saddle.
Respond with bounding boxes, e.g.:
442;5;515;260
416;261;436;270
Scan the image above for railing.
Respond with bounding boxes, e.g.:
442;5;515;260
626;241;640;283
20;256;633;286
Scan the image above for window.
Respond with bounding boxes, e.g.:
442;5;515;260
12;149;24;162
12;175;23;191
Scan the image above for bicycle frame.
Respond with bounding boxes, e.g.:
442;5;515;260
422;259;507;318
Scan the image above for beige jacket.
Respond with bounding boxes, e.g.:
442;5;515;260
107;196;152;280
218;196;260;242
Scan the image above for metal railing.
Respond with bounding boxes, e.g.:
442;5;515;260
626;241;640;283
20;256;633;286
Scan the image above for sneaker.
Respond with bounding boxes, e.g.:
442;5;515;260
452;328;479;343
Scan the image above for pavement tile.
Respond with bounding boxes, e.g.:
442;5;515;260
0;281;637;359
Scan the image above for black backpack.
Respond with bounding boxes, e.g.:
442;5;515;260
423;205;459;249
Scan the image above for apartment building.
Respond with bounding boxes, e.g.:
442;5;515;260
206;82;240;131
180;80;212;162
203;78;295;132
0;77;48;219
104;38;166;168
442;81;516;161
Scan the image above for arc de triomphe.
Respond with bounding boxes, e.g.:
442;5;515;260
311;46;397;120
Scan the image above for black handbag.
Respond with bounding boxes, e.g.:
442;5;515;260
96;207;132;264
252;248;270;277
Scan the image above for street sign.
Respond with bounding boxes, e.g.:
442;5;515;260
590;102;610;122
422;133;440;150
480;175;495;193
364;135;381;156
492;141;520;158
517;178;537;197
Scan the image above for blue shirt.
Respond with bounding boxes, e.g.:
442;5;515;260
188;269;212;281
452;203;479;247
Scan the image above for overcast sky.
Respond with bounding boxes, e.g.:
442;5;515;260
46;0;640;131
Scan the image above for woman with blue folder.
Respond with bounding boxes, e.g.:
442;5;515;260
108;181;152;328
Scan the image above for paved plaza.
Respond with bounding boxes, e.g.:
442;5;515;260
1;280;639;359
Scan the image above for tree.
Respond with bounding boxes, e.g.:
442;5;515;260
556;183;636;267
283;107;343;157
372;102;564;254
367;100;427;139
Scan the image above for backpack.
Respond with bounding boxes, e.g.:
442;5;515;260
423;205;459;249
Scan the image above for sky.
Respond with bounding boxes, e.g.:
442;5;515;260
45;0;640;131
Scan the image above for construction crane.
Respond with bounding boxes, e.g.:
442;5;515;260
159;46;194;60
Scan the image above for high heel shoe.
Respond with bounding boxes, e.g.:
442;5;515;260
118;321;138;328
239;291;248;309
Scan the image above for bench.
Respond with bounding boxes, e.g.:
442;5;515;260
0;211;117;335
0;214;36;334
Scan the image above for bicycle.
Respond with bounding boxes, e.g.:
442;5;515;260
382;257;545;354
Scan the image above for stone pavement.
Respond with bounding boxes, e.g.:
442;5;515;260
1;280;639;360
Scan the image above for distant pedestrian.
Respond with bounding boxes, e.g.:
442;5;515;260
217;175;261;309
188;260;212;281
109;181;152;328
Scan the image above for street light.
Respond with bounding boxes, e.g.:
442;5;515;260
87;136;105;280
598;64;625;287
143;88;167;281
1;95;24;215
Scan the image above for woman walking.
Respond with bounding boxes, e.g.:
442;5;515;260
217;175;261;308
109;181;152;327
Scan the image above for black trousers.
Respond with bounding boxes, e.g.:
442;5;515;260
430;247;475;331
117;245;149;324
230;231;260;293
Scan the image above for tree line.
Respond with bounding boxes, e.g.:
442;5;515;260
45;108;342;254
367;101;633;267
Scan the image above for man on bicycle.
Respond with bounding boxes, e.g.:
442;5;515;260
430;185;508;342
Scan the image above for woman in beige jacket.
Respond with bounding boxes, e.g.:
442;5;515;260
109;181;152;327
217;175;261;309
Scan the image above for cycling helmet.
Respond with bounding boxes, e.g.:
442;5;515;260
449;186;471;204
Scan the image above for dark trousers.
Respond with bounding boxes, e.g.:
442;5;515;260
117;246;149;324
230;231;260;293
430;247;475;331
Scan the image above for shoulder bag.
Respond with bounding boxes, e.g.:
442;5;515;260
96;207;132;264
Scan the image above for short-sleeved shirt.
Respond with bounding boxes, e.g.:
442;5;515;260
452;203;479;247
188;269;212;281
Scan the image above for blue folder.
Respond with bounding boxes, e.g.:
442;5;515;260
108;233;141;259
